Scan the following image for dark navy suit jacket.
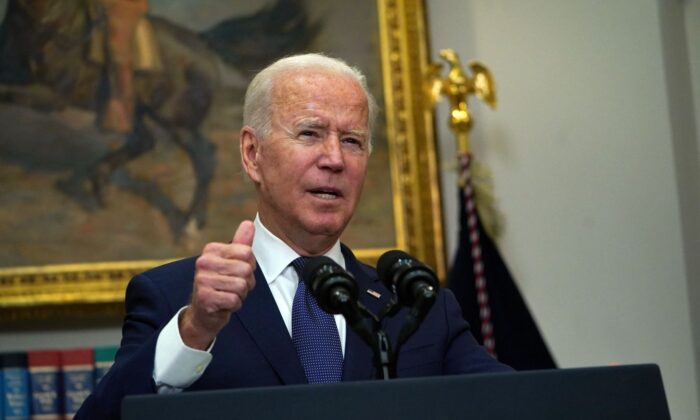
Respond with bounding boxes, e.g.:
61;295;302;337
76;245;511;419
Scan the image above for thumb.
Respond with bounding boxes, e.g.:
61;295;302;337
232;220;255;246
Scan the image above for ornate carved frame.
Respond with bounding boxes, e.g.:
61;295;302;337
0;0;444;323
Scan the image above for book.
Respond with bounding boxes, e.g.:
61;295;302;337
93;346;117;386
1;352;30;420
60;349;93;419
27;350;61;420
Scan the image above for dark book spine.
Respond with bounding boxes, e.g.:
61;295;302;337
60;349;94;418
27;351;61;420
1;352;30;420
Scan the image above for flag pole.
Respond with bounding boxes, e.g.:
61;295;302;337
426;48;498;355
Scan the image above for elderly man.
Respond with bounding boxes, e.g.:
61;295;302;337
76;53;511;419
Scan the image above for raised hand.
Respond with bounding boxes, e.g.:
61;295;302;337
179;220;256;350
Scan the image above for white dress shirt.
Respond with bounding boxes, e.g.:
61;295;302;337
153;215;347;392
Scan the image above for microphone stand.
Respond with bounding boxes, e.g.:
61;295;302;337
341;291;436;380
330;285;437;380
374;330;394;380
335;291;396;380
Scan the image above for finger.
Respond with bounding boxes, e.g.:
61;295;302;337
197;273;251;298
200;242;253;263
201;242;236;258
195;286;244;314
197;254;254;277
246;270;256;291
232;220;255;246
219;243;254;262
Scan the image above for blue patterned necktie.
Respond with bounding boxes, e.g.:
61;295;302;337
291;257;344;383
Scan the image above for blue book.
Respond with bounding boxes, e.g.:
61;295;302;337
1;352;30;420
60;349;94;418
28;350;61;419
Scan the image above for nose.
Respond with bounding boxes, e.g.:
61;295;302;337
318;135;345;172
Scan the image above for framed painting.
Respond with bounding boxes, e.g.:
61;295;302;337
0;0;444;322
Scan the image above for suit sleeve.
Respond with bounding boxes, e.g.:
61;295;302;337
441;289;514;374
75;273;174;420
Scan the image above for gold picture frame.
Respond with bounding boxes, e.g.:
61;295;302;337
0;0;444;323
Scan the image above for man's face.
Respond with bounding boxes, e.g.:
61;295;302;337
241;70;370;253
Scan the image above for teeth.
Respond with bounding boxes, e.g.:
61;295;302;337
312;191;338;199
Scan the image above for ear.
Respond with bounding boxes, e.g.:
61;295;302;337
240;126;262;183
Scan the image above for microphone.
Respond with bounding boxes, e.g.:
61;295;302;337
377;250;439;308
377;250;441;349
301;256;359;315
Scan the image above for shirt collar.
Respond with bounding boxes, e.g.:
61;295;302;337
252;214;345;285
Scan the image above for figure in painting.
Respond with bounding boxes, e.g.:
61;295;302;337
89;0;161;134
0;0;318;240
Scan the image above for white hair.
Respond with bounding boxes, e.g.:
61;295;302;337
242;53;378;151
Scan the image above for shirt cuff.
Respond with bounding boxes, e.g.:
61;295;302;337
153;306;215;392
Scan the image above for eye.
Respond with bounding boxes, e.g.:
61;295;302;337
299;129;319;138
342;136;365;150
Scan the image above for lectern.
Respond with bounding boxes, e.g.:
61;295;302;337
122;364;670;420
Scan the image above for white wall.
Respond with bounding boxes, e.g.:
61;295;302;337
681;0;700;397
428;0;700;419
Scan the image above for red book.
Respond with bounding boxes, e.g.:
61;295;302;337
28;349;62;419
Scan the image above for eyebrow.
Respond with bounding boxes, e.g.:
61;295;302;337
343;129;368;138
295;119;368;138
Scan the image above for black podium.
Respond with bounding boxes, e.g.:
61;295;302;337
122;364;670;420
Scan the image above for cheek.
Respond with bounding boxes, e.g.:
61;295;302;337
350;160;369;187
268;162;305;196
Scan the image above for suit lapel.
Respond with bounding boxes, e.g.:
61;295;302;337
234;266;307;385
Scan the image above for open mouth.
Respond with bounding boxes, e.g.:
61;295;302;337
309;187;342;199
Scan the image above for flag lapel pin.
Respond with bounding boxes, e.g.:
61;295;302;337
366;289;381;299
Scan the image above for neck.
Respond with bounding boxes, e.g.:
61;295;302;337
258;213;339;257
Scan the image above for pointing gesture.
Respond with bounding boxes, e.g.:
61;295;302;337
180;220;256;350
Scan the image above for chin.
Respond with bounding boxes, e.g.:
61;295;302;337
303;217;348;237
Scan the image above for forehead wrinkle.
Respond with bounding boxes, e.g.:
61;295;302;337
269;71;370;141
295;117;326;129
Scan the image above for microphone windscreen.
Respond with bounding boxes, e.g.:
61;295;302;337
377;250;412;286
300;255;358;314
301;256;338;285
